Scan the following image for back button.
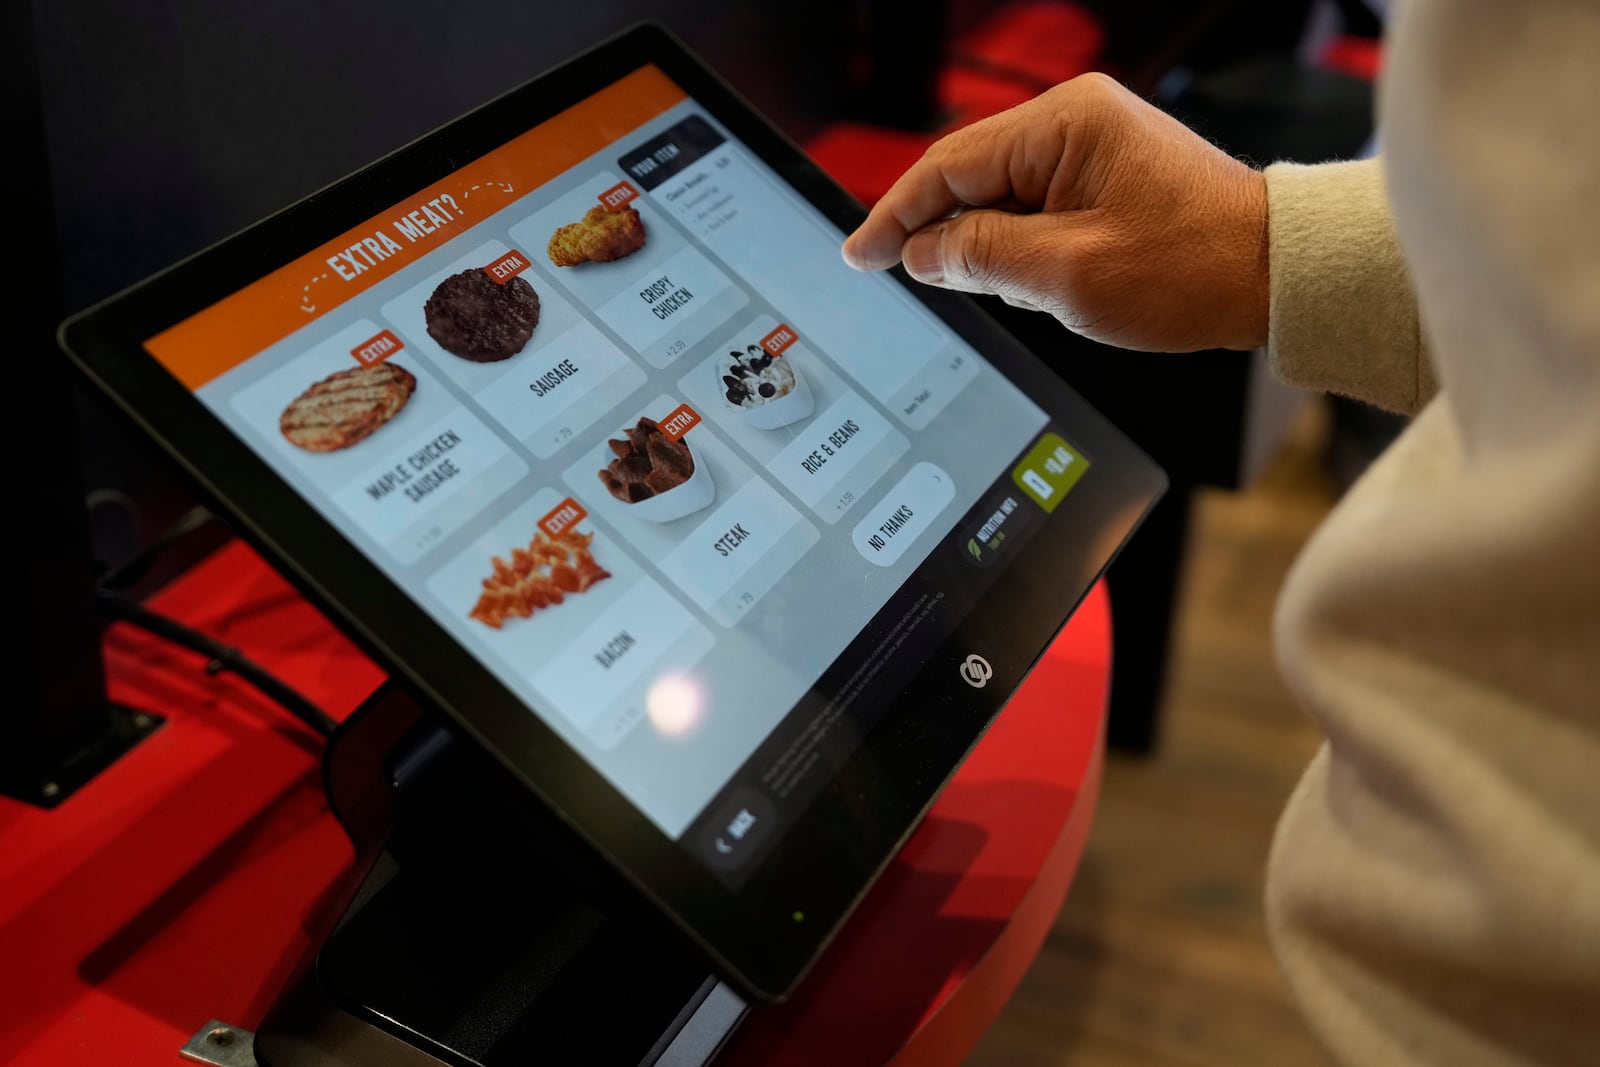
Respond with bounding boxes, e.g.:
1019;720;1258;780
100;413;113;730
698;787;777;872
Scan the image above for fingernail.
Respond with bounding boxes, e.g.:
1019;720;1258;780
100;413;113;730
842;232;891;271
840;236;869;271
901;228;944;283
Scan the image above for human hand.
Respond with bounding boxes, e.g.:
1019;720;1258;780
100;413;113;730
841;73;1270;352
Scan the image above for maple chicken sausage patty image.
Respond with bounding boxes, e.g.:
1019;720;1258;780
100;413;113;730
279;362;416;453
423;269;541;362
548;205;647;267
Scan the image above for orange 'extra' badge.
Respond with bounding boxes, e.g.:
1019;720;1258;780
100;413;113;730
350;329;403;366
538;497;588;538
658;403;701;442
760;324;798;357
599;181;640;211
484;250;531;284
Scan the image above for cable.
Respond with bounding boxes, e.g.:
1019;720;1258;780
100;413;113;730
92;506;335;739
96;587;337;738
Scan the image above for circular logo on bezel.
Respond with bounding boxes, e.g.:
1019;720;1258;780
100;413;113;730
959;653;994;688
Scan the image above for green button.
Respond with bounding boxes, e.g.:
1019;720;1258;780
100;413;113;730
1012;432;1088;513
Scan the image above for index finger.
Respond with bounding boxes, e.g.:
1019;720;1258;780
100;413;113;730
841;98;1060;271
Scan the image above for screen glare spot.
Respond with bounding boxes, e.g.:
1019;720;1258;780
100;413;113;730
647;674;702;735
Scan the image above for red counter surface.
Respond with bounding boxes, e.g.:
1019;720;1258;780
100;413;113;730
0;539;1109;1065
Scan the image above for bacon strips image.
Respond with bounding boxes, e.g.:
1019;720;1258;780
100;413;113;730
468;528;611;629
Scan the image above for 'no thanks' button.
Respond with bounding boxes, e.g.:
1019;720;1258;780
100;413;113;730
851;462;954;566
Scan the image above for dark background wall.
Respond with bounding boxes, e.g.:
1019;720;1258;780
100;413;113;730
38;1;853;309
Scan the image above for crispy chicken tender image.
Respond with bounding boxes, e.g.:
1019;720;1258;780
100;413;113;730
547;204;647;267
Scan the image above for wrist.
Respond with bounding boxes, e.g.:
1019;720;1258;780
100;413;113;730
1223;165;1271;351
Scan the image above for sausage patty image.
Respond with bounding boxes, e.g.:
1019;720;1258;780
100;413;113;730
423;269;541;362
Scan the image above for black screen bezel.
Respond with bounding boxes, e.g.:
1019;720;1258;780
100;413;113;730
59;22;1165;1002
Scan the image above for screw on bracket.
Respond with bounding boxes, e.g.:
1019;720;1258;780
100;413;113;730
179;1020;258;1067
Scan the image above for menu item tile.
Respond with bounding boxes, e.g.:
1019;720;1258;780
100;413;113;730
565;396;819;624
851;462;956;567
428;488;715;743
679;317;910;523
228;318;527;565
510;173;747;368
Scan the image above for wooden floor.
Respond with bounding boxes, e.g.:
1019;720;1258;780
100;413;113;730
966;401;1343;1067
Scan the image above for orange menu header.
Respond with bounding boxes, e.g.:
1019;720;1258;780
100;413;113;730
147;65;686;389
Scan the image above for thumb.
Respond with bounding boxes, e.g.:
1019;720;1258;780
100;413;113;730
899;209;1068;301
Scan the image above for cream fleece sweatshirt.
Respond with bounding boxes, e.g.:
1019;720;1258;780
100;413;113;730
1259;2;1600;1065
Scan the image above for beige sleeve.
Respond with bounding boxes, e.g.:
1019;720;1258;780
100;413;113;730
1265;158;1436;415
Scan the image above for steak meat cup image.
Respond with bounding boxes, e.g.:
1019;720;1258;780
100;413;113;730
597;416;716;523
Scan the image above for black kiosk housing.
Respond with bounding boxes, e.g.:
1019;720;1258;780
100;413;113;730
255;683;747;1067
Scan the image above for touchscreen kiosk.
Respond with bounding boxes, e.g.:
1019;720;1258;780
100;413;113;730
60;24;1165;1001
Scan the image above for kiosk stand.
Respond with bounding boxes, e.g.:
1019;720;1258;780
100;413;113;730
253;685;745;1067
